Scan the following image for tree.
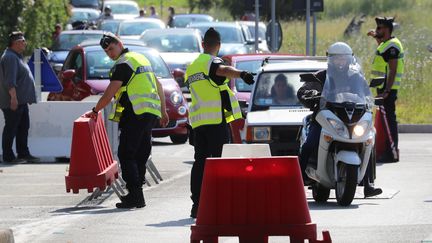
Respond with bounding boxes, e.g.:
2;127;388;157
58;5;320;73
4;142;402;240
188;0;216;13
0;0;69;55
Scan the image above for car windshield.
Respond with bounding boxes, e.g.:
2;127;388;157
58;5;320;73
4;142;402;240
253;71;305;107
70;10;100;22
246;25;266;39
118;21;163;35
234;60;262;92
141;32;200;52
321;58;373;109
100;20;121;33
86;49;171;79
52;33;102;51
173;15;212;28
109;3;139;15
193;26;243;43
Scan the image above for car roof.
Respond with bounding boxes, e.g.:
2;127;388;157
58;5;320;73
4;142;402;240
60;30;105;35
259;57;327;72
71;8;101;13
237;21;266;28
141;28;200;34
121;18;165;24
189;21;241;28
104;0;138;5
223;53;302;62
79;39;146;48
174;14;213;18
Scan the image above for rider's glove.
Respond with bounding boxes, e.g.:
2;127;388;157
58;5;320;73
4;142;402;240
240;71;255;85
304;89;319;97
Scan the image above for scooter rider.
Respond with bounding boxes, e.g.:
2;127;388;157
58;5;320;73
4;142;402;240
297;42;382;198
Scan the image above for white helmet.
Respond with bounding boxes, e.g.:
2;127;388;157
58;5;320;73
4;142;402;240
327;42;353;56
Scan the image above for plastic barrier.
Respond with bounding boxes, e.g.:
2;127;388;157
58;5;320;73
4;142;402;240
221;144;271;158
65;112;119;193
229;118;245;144
375;107;387;159
191;156;331;243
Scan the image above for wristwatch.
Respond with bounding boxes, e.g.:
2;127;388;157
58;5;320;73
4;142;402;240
92;107;98;114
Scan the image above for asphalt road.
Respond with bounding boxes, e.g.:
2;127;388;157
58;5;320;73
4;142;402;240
0;134;431;243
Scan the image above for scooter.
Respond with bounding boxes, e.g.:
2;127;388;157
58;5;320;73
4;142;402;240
300;69;376;206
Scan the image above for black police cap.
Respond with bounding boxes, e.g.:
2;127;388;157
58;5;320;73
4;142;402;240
100;32;119;49
204;27;221;45
375;16;394;30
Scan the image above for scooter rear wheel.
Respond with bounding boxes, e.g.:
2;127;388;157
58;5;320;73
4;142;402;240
335;163;358;206
312;183;330;203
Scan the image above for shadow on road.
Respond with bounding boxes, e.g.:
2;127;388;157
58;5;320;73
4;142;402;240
146;217;195;227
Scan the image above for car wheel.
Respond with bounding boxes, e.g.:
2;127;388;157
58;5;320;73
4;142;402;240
170;134;188;144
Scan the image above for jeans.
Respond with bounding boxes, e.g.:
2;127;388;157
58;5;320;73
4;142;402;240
190;121;229;205
299;120;321;179
2;104;30;161
118;112;157;191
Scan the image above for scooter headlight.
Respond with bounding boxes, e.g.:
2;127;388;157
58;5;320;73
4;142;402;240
327;118;349;138
353;120;370;138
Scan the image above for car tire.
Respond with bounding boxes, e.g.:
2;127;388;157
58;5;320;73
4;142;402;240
170;134;188;144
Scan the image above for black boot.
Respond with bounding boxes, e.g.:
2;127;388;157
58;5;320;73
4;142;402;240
363;180;383;198
190;204;198;218
116;189;146;209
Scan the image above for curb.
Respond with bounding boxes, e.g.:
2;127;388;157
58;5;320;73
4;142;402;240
0;229;14;243
399;124;432;133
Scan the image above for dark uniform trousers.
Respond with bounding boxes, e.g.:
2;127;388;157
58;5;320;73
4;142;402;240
2;104;31;161
190;120;229;205
118;112;157;192
378;89;398;150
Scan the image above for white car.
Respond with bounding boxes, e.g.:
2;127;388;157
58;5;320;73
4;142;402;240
102;0;139;20
239;57;327;155
118;18;166;39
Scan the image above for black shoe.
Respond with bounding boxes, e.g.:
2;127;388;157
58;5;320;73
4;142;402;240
364;186;383;198
190;204;198;218
18;155;40;163
116;191;145;209
3;158;26;163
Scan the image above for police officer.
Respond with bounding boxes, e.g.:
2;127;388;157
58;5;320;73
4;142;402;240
85;32;169;209
186;28;255;218
368;17;404;162
297;42;382;198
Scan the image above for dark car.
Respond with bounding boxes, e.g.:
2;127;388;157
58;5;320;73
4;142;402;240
48;41;189;144
49;30;104;72
70;0;102;9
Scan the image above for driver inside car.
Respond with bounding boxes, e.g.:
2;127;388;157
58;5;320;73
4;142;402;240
297;42;382;198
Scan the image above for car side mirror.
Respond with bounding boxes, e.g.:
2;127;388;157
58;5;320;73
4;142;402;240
172;68;186;86
246;40;255;45
62;69;76;80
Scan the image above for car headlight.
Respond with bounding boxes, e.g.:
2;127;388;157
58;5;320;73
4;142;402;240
353;120;370;138
253;127;271;141
177;106;187;116
170;91;183;105
327;118;349;138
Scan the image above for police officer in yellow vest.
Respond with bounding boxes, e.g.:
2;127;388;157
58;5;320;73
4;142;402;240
368;17;404;162
186;28;255;218
85;32;169;208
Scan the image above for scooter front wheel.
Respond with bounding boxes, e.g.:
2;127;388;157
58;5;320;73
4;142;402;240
335;163;358;206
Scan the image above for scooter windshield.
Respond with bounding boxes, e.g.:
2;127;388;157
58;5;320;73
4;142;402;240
321;56;373;109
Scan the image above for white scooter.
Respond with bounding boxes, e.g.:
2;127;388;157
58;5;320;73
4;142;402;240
300;66;376;206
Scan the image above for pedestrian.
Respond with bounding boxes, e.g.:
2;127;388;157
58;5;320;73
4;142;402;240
149;6;158;18
297;42;382;198
136;8;146;18
0;31;40;163
186;27;255;218
51;23;62;42
101;5;114;20
167;6;175;28
85;32;169;208
368;17;404;162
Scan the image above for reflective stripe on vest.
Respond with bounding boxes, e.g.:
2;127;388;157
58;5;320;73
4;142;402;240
185;54;242;129
371;37;404;89
109;52;161;122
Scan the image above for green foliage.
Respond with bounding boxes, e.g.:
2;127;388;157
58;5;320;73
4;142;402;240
0;0;25;49
0;0;69;55
20;0;69;55
322;0;410;18
188;0;217;13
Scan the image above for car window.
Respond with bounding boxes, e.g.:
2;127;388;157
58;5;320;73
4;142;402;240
63;51;83;83
141;33;200;52
118;22;163;35
71;10;100;22
173;16;212;28
52;33;103;51
234;60;263;92
194;26;243;43
86;49;171;79
100;21;121;33
246;25;266;39
108;3;139;15
253;71;305;107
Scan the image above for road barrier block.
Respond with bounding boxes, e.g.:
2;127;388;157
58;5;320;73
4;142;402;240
191;156;331;242
229;118;244;144
375;107;388;160
65;112;119;193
